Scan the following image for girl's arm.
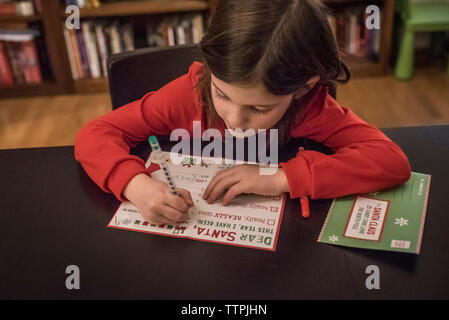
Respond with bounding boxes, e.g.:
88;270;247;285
74;62;202;201
279;86;411;199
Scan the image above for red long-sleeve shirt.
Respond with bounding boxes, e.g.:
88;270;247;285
74;61;411;201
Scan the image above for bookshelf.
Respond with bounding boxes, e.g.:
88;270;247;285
60;0;212;93
324;0;394;77
0;0;214;98
0;0;393;98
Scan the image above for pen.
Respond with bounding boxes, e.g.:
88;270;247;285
296;146;310;218
148;135;178;195
300;196;310;218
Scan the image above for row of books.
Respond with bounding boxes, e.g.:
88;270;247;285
0;28;52;86
63;13;204;80
148;14;204;47
0;0;41;16
327;8;381;59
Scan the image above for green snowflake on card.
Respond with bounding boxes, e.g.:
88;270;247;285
329;235;339;243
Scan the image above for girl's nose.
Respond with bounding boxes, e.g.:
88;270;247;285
227;109;246;130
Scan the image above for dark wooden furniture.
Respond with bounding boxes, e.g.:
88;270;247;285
324;0;395;77
0;0;395;98
0;125;447;300
0;0;213;98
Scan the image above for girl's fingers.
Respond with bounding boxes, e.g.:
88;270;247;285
176;188;194;207
202;176;218;200
165;194;190;214
202;168;236;199
160;204;189;222
222;183;246;206
205;176;240;204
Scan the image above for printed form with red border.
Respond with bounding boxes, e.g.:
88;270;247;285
108;152;286;251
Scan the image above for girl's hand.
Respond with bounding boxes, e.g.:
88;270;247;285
122;173;194;224
202;165;289;206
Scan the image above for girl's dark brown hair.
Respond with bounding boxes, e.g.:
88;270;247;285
197;0;350;146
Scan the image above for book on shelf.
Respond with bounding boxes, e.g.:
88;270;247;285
148;14;204;47
105;20;121;54
75;27;91;78
0;41;14;85
94;20;109;77
82;20;101;78
0;0;40;16
63;13;205;80
0;27;50;87
346;11;359;56
327;6;381;60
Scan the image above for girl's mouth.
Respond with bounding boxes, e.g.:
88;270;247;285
225;126;257;138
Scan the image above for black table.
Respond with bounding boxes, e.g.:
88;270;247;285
0;125;448;300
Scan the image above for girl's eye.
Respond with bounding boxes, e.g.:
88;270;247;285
251;107;271;115
214;90;229;101
214;89;270;115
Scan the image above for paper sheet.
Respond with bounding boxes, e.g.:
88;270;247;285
318;172;431;254
108;152;286;251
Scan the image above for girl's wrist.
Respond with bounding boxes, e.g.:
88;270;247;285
274;168;290;194
122;173;151;201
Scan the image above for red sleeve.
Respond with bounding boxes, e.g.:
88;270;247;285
74;62;203;201
279;86;411;199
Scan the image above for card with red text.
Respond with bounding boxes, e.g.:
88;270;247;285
108;152;286;251
318;172;431;254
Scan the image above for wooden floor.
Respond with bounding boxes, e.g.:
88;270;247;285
1;66;448;149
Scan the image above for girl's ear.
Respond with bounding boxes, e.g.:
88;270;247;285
292;75;321;99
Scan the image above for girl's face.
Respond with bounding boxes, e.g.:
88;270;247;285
211;73;319;135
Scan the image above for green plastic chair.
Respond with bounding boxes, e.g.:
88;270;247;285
395;0;449;79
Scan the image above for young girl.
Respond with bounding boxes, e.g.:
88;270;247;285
75;0;411;225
